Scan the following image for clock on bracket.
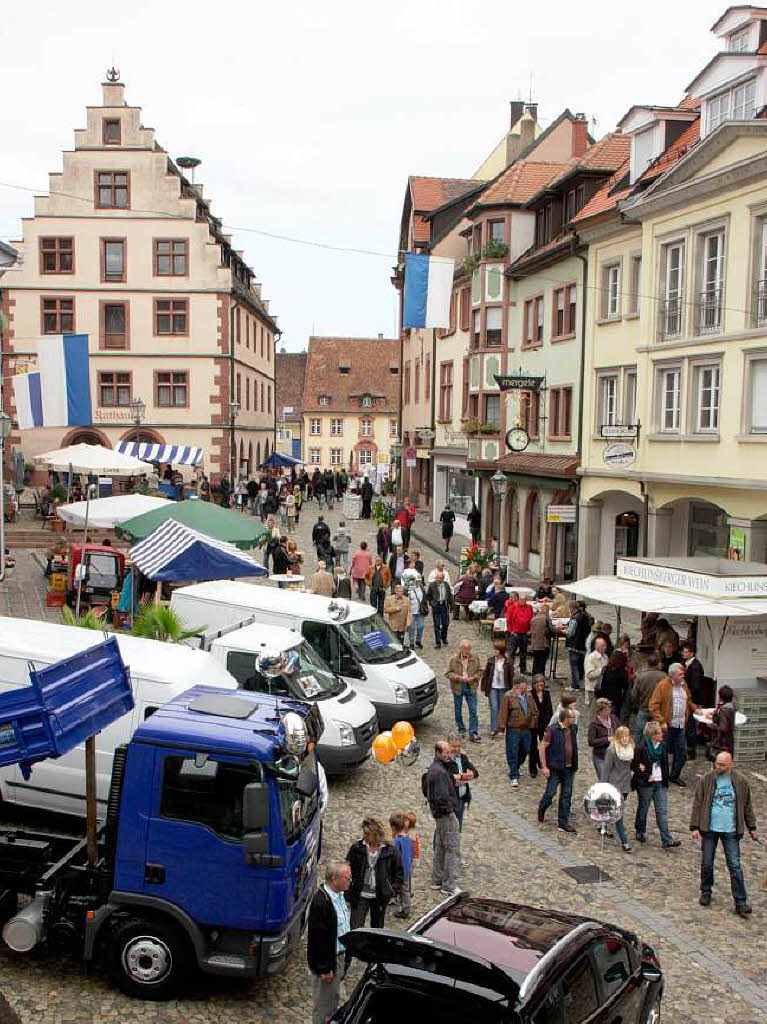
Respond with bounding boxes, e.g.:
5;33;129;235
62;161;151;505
505;427;530;452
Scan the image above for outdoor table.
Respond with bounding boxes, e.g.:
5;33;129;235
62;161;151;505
269;573;305;590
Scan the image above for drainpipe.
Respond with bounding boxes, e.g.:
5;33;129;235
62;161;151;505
429;328;437;508
230;300;236;484
640;479;649;557
273;328;282;459
572;240;588;578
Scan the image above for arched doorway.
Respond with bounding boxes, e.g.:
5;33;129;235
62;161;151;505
504;487;519;553
256;441;261;469
615;511;639;566
264;438;270;459
61;427;111;448
525;491;541;572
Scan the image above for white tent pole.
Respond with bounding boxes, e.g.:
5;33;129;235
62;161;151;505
74;483;95;618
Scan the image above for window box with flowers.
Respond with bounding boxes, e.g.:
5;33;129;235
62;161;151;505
462;419;497;436
482;241;509;260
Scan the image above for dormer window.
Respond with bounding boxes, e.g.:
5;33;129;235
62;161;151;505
319;395;330;406
388;364;399;374
706;78;756;135
729;27;751;52
103;119;121;145
339;364;350;374
631;125;657;183
362;395;373;408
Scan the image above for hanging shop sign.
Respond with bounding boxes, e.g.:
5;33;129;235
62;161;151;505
602;442;636;467
494;374;545;391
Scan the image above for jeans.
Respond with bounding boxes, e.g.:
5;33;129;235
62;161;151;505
311;968;343;1024
568;649;584;689
408;613;425;647
370;588;385;616
350;896;386;930
263;547;271;570
432;603;449;645
666;725;687;781
634;708;651;746
538;767;575;827
396;880;411;915
700;831;748;907
355;578;366;601
505;729;531;782
453;683;479;737
507;632;529;673
592;755;605;780
634;783;674;845
529;729;543;775
615;806;628;846
531;648;548;676
336;550;349;570
432;812;460;889
488;688;504;733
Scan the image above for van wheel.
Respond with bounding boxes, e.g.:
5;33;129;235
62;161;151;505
104;916;191;1000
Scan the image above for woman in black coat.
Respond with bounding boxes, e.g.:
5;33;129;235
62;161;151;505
440;503;456;552
467;502;481;544
529;674;554;777
598;650;630;720
344;818;403;967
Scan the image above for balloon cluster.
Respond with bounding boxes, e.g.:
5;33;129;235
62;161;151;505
372;721;420;767
583;782;623;824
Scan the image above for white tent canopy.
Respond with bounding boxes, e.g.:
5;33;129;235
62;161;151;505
57;494;171;530
562;574;767;618
35;443;153;475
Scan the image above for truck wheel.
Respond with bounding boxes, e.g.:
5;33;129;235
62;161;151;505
105;917;190;1000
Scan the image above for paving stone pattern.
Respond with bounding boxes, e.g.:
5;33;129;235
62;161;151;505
1;505;766;1023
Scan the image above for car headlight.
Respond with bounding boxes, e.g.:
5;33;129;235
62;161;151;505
338;722;355;746
394;684;409;703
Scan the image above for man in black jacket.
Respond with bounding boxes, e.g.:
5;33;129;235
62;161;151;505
307;860;351;1024
565;600;592;691
682;642;705;761
447;733;478;830
426;740;462;894
312;515;331;548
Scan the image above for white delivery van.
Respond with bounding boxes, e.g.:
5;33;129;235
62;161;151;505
201;620;378;775
0;617;239;818
171;582;438;727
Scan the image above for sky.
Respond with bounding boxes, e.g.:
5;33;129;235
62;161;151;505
0;0;730;351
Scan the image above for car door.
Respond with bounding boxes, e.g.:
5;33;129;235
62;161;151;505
589;933;645;1023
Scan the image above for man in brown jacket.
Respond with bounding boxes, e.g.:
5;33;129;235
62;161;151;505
498;675;538;788
383;583;412;645
649;663;697;786
305;560;335;598
690;752;757;917
446;640;482;742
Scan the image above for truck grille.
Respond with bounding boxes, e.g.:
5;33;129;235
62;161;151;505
355;715;378;749
413;677;438;710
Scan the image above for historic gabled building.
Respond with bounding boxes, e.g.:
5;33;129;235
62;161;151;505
275;349;307;461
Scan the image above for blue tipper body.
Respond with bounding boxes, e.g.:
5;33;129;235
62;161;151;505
0;636;133;777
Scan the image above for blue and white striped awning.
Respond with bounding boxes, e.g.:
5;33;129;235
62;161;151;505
129;518;267;582
115;441;203;467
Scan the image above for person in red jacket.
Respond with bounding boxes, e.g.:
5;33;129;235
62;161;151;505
505;592;534;674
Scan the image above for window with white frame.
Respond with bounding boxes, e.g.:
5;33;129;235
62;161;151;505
628;255;642;315
319;395;330;406
660;241;685;339
749;358;767;432
659;367;681;432
729;27;751;52
330;448;343;465
358;448;373;466
309;418;321;435
698;231;724;333
362;395;373;408
694;364;720;432
360;417;373;436
390;418;398;437
485;306;503;345
624;370;637;426
330;418;343;436
707;78;756;134
599;374;618;427
755;219;767;324
601;263;621;319
309;448;321;464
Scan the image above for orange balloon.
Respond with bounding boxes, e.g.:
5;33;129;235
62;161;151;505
372;731;398;764
391;721;415;751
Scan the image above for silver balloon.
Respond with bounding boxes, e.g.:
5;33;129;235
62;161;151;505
396;739;421;767
583;782;623;824
258;648;288;679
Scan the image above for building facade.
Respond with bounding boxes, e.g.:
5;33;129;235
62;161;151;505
1;75;278;482
275;349;307;460
302;336;399;476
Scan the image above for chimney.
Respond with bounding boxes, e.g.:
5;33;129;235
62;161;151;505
509;100;524;129
525;102;538;122
572;113;588;157
518;111;536;153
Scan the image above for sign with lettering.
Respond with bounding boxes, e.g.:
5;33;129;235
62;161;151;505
547;505;576;524
600;424;639;439
616;558;767;598
494;374;545;391
603;442;636;467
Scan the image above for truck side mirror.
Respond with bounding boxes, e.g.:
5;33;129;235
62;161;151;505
296;756;318;798
243;781;269;831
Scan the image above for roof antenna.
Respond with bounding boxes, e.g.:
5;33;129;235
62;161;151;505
591;114;599;134
528;72;534;105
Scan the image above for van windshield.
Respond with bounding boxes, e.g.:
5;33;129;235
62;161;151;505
338;614;406;665
289;641;344;699
226;644;342;701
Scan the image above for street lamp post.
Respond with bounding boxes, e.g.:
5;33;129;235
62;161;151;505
0;412;12;584
129;397;146;451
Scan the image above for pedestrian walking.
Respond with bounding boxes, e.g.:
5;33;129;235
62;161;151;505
599;650;630;721
447;733;478;831
365;555;390;616
427;559;451;585
529;599;555;677
333;566;352;600
376;522;391;562
467;501;481;544
631;720;681;849
564;599;592;691
505;592;533;673
498;675;538;788
403;570;426;651
307;861;351;1024
691;752;757;917
361;477;373;519
446;640;482;742
709;685;736;758
350;541;372;601
285;490;297;533
383;584;411;645
529;673;553;777
312;515;330;549
649;663;697;786
537;708;578;833
427;571;453;649
306;561;335;598
602;727;635;852
390;814;416;920
480;641;512;738
271;535;290;575
440;502;456;552
332;521;351;570
345;818;403;941
425;741;461;895
388;544;406;592
630;653;665;745
583;636;608;709
587;698;619;780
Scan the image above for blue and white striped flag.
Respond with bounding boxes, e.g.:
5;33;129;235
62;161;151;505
12;334;92;429
402;253;454;329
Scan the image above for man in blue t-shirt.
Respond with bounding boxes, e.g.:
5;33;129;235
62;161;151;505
691;752;758;917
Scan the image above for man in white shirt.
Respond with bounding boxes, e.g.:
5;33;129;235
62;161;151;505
583;636;608;708
427;559;452;585
307;861;351;1024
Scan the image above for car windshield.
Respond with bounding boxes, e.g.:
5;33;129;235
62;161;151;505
288;641;344;699
227;644;341;701
338;613;405;665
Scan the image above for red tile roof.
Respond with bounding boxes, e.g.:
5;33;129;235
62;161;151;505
475;161;569;208
678;94;702;110
275;352;307;423
409;176;478;212
639;117;700;181
542;133;630;192
413;215;431;243
302;336;400;414
497;452;580;478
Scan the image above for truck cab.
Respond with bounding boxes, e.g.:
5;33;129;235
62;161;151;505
67;543;125;611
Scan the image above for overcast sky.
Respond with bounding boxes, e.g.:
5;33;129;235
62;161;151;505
0;0;728;351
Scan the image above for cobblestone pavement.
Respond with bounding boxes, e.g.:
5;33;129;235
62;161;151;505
1;504;766;1023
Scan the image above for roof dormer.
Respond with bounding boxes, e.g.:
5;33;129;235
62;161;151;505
618;107;699;182
711;6;767;51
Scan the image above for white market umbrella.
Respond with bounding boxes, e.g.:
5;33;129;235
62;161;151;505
35;442;153;476
57;494;171;530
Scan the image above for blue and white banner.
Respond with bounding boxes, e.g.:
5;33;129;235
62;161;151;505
402;253;454;329
12;334;92;430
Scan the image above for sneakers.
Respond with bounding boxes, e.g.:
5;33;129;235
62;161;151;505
511;779;519;788
416;642;424;650
558;823;577;834
491;730;502;740
662;840;682;849
430;883;443;891
699;892;711;906
736;904;753;917
621;842;631;852
440;887;460;897
469;734;481;743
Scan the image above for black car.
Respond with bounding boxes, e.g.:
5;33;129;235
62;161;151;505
336;892;662;1023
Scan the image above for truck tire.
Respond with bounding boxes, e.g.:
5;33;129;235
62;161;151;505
104;916;190;1000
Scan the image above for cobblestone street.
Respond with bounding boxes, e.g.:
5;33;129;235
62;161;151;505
1;506;767;1023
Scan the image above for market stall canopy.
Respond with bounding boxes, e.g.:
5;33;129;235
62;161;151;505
115;498;267;549
129;519;267;582
35;443;153;476
115;441;203;467
261;451;304;469
57;493;171;530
